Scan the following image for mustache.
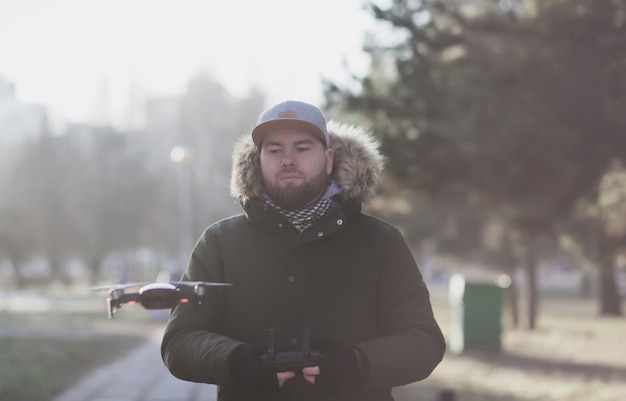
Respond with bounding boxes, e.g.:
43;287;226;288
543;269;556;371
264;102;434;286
278;169;303;178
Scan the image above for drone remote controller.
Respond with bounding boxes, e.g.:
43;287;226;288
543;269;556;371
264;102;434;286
260;327;324;371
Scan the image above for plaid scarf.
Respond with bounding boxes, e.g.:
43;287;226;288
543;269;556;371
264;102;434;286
265;196;339;233
264;179;342;232
264;187;339;232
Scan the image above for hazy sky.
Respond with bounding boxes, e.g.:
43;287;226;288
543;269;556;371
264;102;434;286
0;0;381;127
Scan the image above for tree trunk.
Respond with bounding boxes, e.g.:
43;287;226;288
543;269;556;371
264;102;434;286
527;264;538;330
525;239;539;330
598;260;622;316
88;255;103;286
9;257;26;288
8;246;26;288
502;234;520;328
507;276;520;328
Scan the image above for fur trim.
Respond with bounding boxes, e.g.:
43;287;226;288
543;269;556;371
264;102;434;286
230;121;384;205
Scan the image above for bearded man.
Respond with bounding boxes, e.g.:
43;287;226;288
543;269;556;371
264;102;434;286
161;100;445;401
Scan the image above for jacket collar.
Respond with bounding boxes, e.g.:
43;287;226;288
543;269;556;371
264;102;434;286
243;198;362;244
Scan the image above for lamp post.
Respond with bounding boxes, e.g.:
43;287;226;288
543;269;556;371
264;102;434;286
170;145;194;276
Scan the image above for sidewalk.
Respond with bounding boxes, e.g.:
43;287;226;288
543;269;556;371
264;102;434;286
52;328;217;401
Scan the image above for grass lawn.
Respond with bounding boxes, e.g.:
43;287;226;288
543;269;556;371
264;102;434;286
0;291;163;401
393;287;626;401
0;335;145;401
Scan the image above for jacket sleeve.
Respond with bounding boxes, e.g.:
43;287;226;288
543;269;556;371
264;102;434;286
160;228;241;386
355;229;446;388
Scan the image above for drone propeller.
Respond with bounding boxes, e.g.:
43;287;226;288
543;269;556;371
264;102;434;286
89;281;232;292
174;281;233;287
88;282;150;292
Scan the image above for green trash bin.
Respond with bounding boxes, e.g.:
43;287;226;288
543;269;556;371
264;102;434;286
448;273;511;353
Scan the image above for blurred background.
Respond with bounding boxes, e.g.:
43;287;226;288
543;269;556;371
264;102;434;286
1;0;625;400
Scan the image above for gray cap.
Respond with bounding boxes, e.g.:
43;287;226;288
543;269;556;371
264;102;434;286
251;100;329;147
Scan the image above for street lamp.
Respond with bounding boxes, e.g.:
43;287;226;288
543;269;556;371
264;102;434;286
170;145;194;276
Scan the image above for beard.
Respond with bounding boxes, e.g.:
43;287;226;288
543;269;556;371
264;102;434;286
263;168;329;211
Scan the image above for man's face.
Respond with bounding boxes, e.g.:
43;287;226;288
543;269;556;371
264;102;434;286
260;128;333;211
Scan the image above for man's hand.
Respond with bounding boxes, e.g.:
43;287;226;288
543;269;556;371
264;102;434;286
228;344;283;394
309;340;370;392
302;366;320;384
277;366;320;386
277;371;296;387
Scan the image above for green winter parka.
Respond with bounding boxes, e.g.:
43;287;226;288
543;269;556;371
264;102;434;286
161;122;446;401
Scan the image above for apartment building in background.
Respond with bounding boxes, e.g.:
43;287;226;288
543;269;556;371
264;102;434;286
0;77;48;148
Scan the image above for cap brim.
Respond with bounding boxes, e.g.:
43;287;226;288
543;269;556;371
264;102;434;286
252;119;327;146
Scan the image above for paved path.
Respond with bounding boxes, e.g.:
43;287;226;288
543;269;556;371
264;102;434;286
52;328;217;401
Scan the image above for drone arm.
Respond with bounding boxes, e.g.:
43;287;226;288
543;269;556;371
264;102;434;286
109;293;141;310
119;293;141;305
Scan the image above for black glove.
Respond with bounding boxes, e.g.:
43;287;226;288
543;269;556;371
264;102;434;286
228;344;280;394
312;339;370;393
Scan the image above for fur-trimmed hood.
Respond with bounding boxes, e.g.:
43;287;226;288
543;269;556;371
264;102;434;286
230;121;385;205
